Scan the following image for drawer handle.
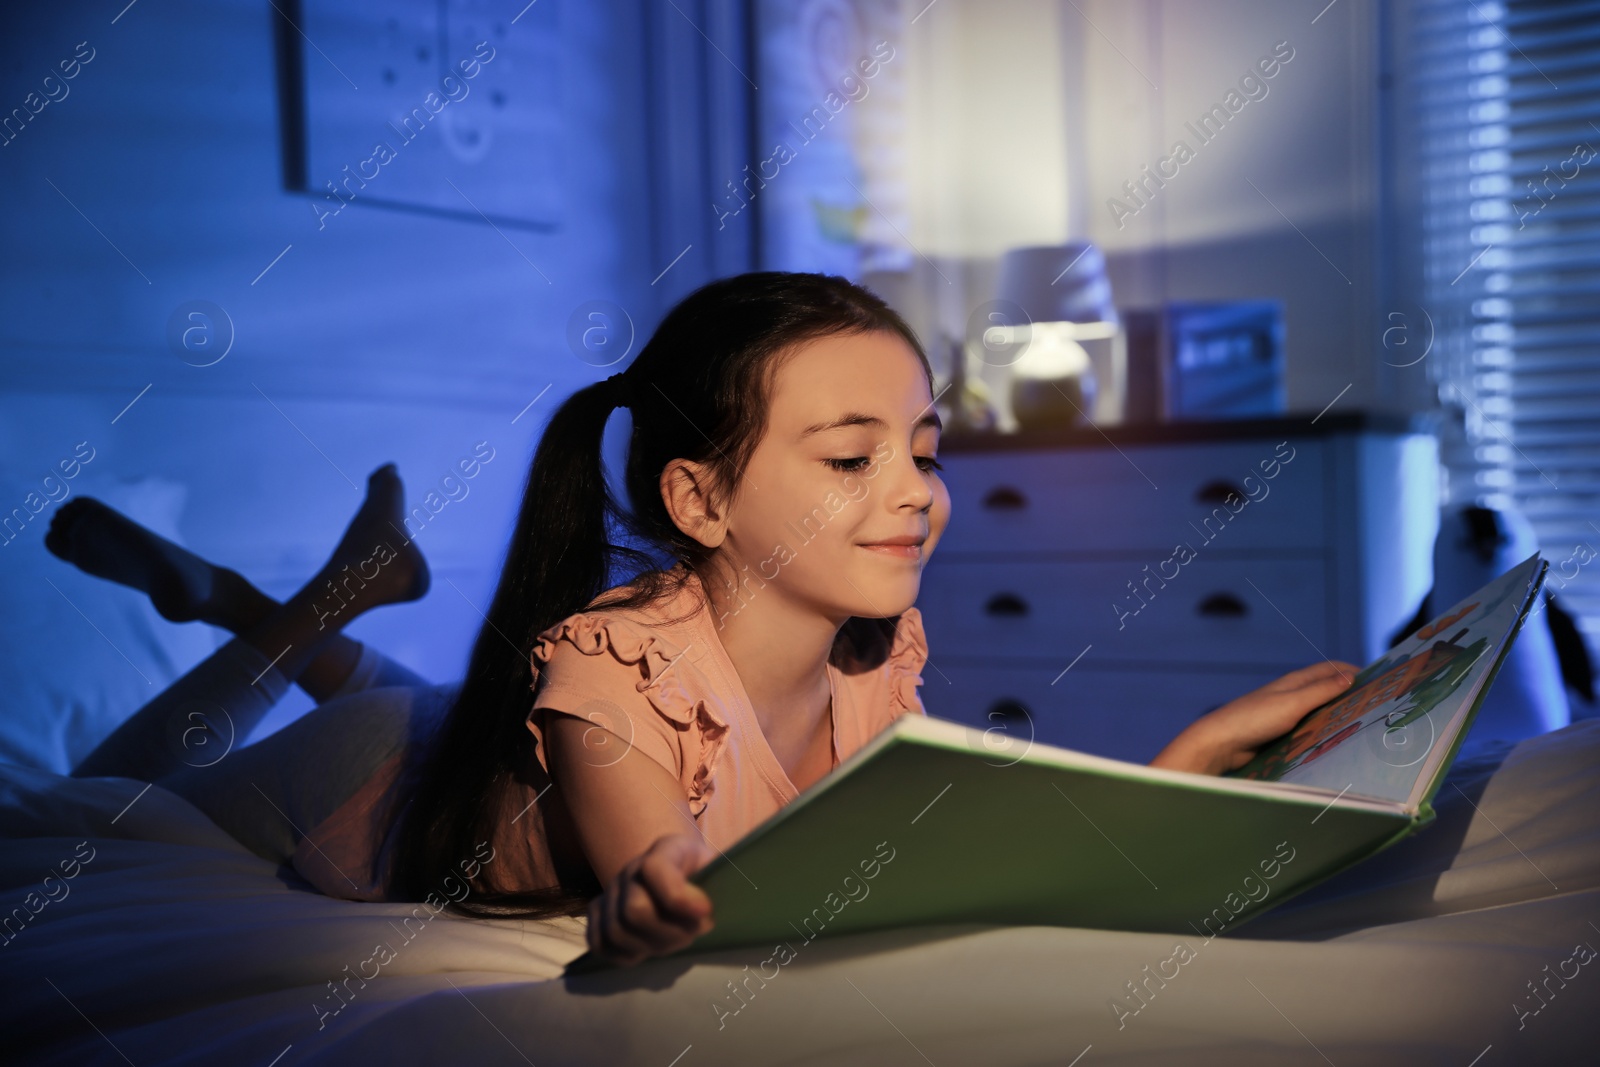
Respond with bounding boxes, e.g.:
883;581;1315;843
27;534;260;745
1196;592;1248;618
1194;479;1245;506
986;698;1032;723
984;593;1030;617
981;485;1028;510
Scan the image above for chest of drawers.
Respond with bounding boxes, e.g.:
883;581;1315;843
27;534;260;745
915;414;1439;763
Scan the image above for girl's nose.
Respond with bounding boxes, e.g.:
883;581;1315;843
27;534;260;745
884;450;934;511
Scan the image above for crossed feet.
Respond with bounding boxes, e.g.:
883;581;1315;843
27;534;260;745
44;463;430;634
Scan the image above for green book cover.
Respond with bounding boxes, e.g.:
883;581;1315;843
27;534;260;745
567;554;1547;971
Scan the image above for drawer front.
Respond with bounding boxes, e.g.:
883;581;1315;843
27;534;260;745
917;556;1329;667
919;662;1281;765
935;438;1323;555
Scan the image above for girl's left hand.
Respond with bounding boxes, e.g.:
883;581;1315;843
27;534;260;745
1149;660;1362;776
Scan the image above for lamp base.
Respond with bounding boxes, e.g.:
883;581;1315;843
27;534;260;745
1010;372;1097;432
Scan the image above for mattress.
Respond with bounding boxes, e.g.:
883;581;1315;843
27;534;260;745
3;719;1597;1066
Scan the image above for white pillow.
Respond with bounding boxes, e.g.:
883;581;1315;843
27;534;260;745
0;471;216;773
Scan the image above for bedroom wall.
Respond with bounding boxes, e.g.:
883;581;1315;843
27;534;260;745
0;0;694;733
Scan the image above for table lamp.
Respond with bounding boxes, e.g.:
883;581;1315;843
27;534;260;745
990;243;1126;431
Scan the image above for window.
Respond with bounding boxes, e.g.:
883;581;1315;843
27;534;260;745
1397;0;1600;640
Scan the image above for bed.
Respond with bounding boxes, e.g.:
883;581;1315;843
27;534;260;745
3;713;1596;1066
4;477;1595;1064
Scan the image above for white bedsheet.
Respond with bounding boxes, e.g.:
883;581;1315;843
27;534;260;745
3;720;1597;1066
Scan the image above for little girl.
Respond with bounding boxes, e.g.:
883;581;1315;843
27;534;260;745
60;271;1359;968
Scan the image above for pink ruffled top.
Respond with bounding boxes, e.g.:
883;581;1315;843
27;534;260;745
290;564;928;901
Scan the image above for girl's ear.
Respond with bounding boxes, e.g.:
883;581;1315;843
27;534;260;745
659;459;728;549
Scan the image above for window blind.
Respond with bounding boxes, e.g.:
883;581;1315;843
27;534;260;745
1402;0;1600;639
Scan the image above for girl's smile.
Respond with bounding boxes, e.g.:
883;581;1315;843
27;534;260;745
857;533;926;561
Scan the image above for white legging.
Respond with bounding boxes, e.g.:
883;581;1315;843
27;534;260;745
77;635;455;866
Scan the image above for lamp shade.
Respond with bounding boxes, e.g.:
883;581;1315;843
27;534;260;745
994;243;1116;326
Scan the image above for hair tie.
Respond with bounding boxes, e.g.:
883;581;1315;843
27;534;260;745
605;371;631;409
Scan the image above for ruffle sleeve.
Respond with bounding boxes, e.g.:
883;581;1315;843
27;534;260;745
528;611;730;815
887;607;929;715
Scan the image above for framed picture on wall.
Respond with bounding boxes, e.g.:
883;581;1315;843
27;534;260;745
274;0;562;231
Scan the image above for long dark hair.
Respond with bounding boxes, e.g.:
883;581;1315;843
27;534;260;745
389;271;934;918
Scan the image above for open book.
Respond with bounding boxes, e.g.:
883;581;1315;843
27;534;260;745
567;552;1548;968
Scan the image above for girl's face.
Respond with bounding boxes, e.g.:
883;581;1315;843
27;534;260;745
712;329;950;623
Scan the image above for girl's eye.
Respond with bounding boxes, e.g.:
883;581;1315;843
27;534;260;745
825;456;944;473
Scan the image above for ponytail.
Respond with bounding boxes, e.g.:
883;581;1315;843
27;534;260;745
512;374;631;639
388;376;639;916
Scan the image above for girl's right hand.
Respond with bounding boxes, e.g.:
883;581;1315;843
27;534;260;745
586;833;716;966
1149;659;1362;775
